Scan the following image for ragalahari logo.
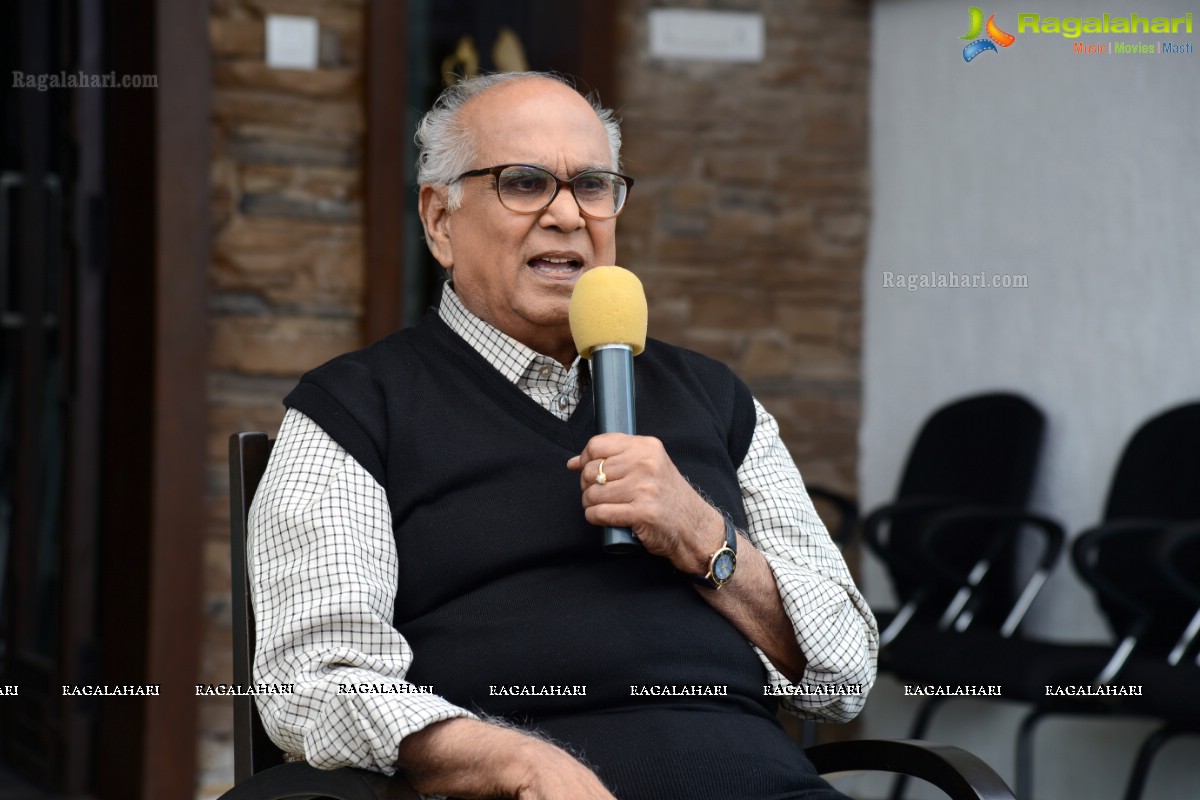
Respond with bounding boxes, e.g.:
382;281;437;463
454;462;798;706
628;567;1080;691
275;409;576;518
961;7;1016;61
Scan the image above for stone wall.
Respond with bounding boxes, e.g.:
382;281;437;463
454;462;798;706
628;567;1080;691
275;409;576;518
197;1;868;794
615;0;869;494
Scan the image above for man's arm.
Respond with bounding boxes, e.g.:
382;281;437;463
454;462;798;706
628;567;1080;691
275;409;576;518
568;398;878;720
249;409;474;770
684;522;813;683
396;718;615;799
730;398;878;720
252;410;615;798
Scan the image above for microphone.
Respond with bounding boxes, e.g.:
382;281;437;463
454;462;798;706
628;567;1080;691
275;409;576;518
569;266;648;554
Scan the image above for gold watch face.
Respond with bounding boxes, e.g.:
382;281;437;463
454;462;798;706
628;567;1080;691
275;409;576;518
711;548;736;585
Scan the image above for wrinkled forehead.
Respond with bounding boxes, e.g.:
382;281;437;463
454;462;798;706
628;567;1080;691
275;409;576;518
462;78;613;172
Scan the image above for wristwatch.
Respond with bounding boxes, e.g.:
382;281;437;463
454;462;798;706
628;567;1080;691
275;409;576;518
693;517;739;589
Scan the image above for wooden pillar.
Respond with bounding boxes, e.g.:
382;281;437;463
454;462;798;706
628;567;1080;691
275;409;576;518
99;0;209;796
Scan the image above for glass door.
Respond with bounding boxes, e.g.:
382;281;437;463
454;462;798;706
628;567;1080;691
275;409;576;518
1;0;106;793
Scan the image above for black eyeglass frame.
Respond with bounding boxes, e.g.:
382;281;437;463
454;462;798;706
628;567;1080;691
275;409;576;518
452;164;635;220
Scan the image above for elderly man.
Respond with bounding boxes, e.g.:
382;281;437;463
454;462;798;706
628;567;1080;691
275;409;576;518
249;71;877;799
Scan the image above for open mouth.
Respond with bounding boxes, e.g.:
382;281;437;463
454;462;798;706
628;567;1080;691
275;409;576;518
528;253;583;277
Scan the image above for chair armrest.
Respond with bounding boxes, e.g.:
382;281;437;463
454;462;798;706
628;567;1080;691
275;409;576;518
215;762;420;800
863;496;968;579
920;507;1065;581
805;739;1015;800
865;497;977;644
805;485;859;548
1160;522;1200;606
1071;519;1168;620
1070;520;1169;681
918;507;1065;635
1159;523;1200;665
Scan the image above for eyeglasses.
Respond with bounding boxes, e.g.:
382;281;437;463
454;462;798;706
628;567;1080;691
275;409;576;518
453;164;634;220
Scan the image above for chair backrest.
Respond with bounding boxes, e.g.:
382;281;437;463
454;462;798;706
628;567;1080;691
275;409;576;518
229;431;285;783
887;392;1046;624
896;392;1044;506
1104;402;1200;521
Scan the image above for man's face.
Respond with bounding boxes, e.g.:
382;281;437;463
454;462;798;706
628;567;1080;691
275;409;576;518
420;78;619;362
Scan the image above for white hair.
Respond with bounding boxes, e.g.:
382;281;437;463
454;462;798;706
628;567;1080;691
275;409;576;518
414;71;623;210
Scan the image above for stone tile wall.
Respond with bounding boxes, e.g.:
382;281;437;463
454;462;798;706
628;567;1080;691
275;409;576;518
615;0;868;493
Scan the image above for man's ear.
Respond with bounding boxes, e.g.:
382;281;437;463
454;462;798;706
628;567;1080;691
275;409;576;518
418;185;454;269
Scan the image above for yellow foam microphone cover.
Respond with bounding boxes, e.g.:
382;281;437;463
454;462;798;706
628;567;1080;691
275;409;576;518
569;266;648;358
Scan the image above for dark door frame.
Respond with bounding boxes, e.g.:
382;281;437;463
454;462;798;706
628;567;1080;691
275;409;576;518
95;1;210;797
364;0;408;344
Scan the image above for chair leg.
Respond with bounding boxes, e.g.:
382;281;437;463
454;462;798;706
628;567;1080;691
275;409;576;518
1015;708;1050;800
1122;726;1178;800
888;697;948;800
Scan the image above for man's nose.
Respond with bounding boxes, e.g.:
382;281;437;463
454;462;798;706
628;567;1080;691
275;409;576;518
539;186;586;231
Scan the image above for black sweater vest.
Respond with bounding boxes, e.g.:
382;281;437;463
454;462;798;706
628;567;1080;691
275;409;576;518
285;315;838;799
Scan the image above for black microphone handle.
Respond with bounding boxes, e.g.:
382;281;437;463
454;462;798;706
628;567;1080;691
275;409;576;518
592;344;642;553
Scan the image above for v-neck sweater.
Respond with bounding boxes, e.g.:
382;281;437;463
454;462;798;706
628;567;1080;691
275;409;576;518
283;314;845;798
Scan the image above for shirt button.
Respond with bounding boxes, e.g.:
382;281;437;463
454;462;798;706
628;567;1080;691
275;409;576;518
558;396;569;409
539;366;552;378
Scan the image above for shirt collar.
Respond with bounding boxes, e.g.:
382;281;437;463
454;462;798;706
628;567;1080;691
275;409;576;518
437;282;583;386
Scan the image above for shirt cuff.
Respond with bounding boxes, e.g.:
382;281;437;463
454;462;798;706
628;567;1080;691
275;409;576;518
301;677;478;774
756;551;877;721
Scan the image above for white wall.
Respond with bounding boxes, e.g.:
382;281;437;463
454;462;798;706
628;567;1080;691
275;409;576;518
847;1;1200;797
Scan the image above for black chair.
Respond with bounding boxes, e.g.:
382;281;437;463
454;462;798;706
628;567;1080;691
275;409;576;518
863;392;1047;647
879;402;1200;799
857;396;1048;728
220;431;1018;800
856;394;1057;800
1007;401;1200;797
